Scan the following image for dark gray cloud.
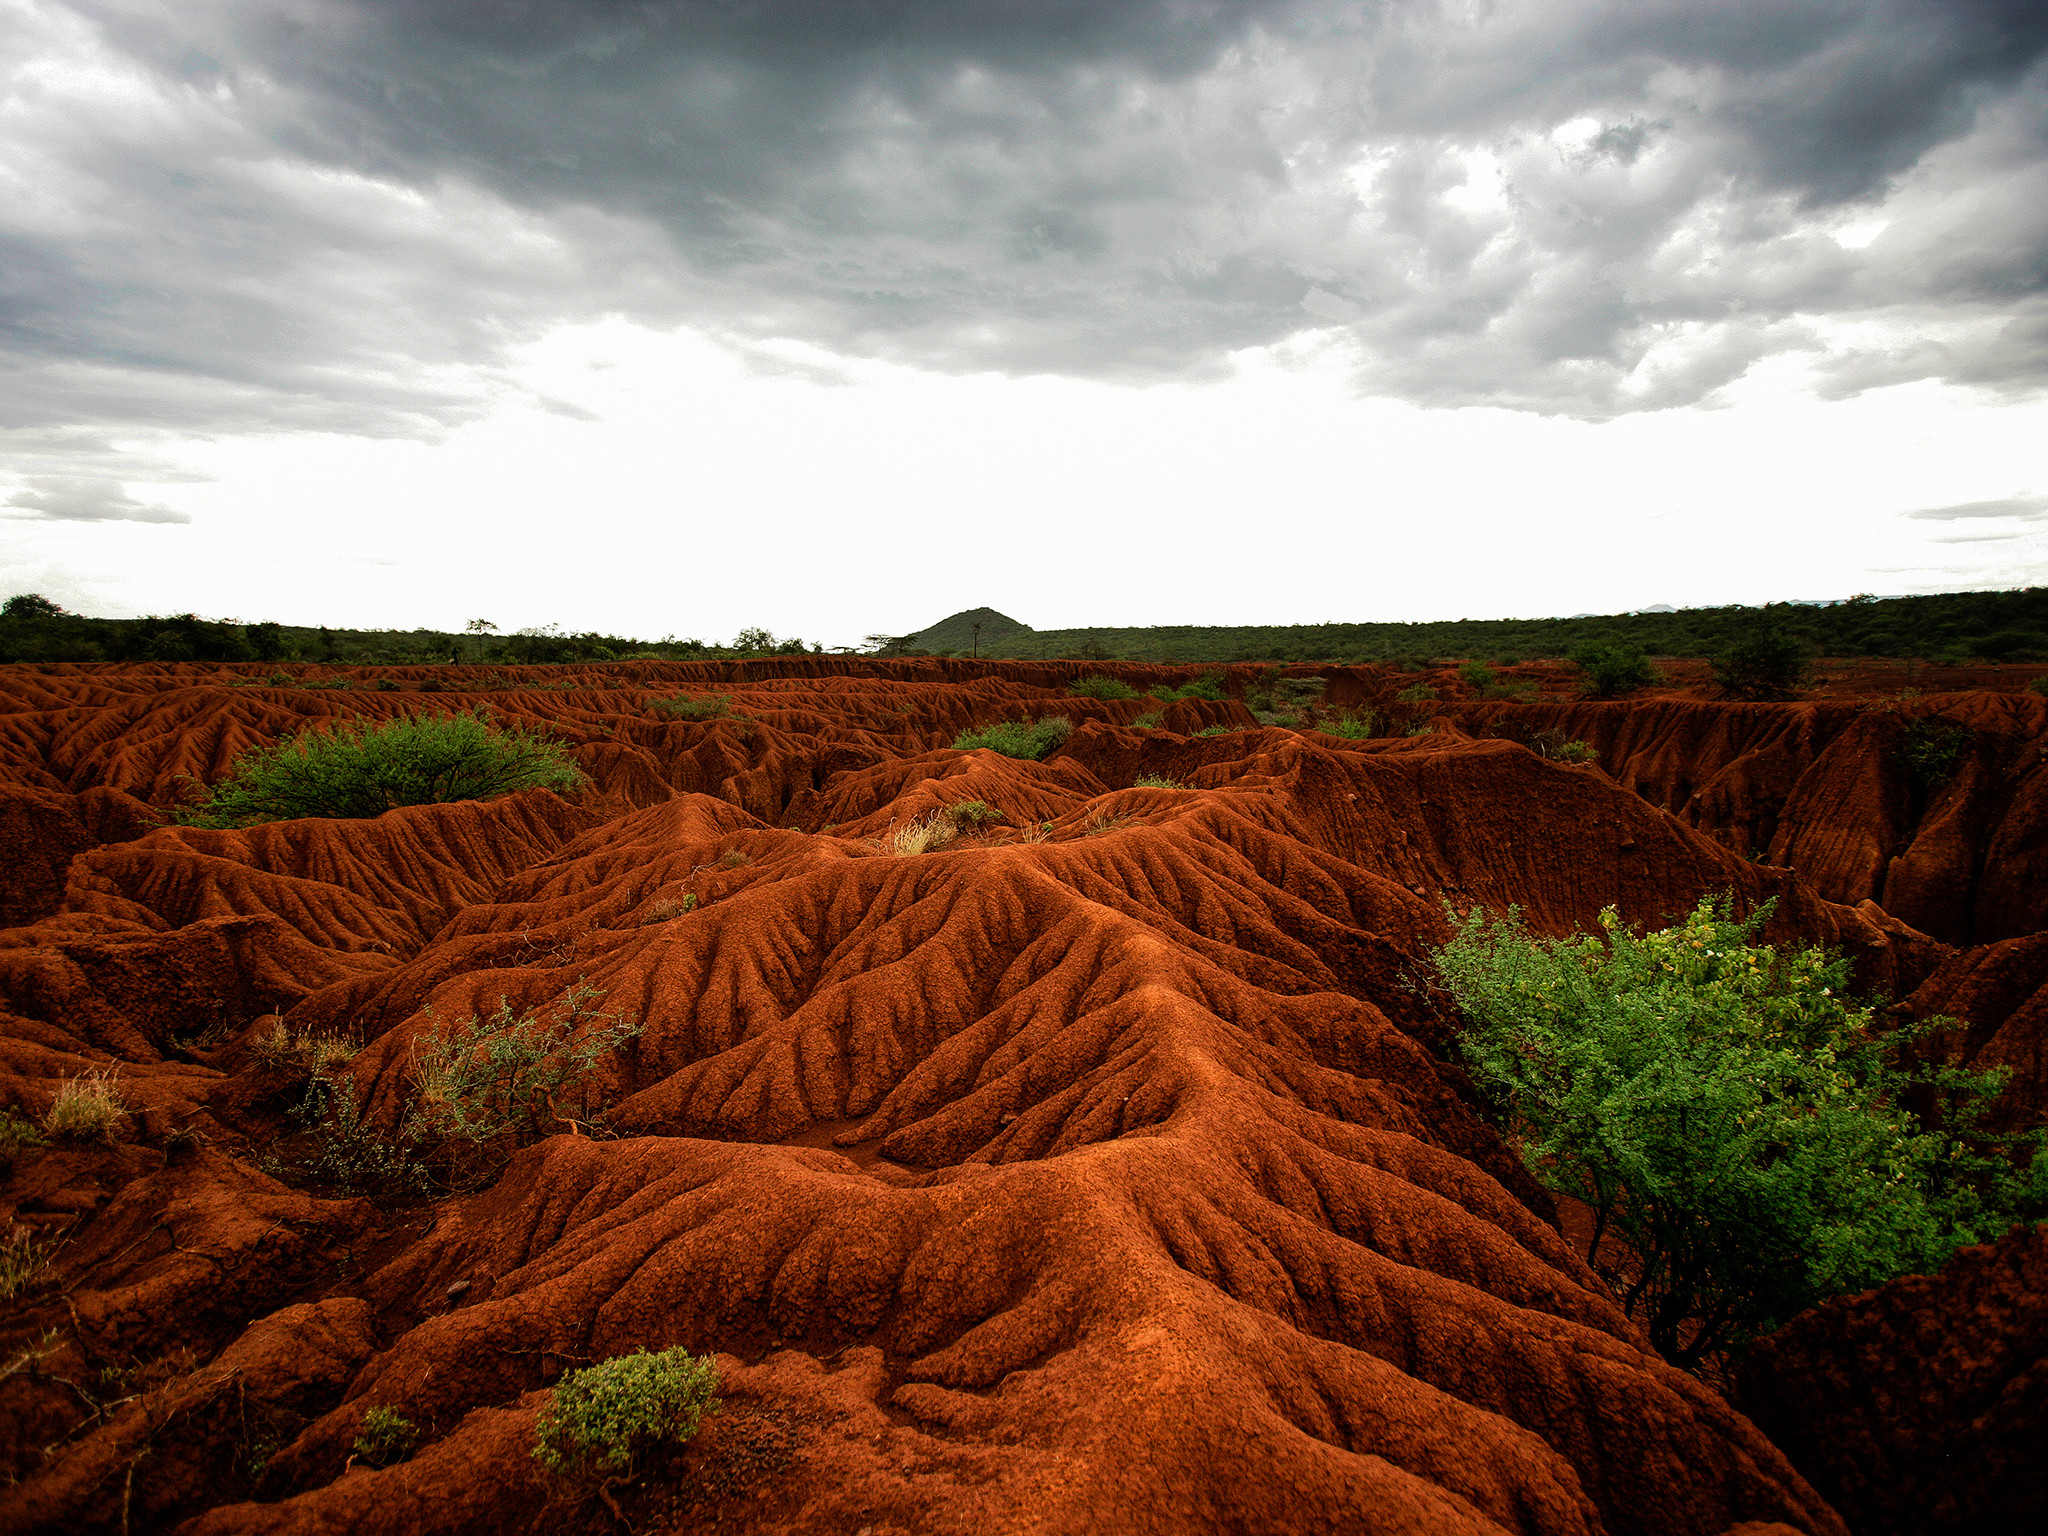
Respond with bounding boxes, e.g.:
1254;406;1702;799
2;0;2044;468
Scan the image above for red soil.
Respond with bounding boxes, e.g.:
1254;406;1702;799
0;659;2041;1535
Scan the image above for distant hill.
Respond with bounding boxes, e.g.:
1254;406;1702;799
901;589;2048;665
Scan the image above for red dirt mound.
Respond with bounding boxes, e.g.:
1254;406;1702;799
0;660;2040;1535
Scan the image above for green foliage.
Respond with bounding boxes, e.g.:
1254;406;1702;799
352;1407;419;1468
406;983;643;1152
1196;725;1234;737
2032;675;2048;698
1899;718;1972;789
1132;773;1187;788
1067;674;1141;700
1158;672;1228;701
951;717;1073;759
0;1225;53;1300
292;1075;429;1198
650;693;731;720
1711;624;1813;701
1396;683;1436;704
0;1109;43;1174
532;1348;720;1478
1131;711;1164;729
1529;729;1598;763
1320;709;1382;740
1458;661;1496;692
940;799;1003;828
1434;896;2048;1367
170;710;584;827
1570;642;1659;698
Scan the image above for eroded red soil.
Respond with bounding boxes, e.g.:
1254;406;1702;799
0;659;2042;1535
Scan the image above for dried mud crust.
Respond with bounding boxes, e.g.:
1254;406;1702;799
0;659;2041;1535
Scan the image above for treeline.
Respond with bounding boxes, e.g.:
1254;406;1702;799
0;598;824;665
903;589;2048;664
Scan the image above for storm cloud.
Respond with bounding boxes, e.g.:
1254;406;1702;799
4;0;2045;456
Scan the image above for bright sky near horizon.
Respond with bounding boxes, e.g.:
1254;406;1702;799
3;1;2045;649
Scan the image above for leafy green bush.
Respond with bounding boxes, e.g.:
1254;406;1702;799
650;693;731;720
1711;624;1812;701
1160;672;1227;701
1433;896;2047;1367
171;710;584;827
352;1407;418;1468
1458;661;1496;692
940;799;1002;828
1320;709;1381;740
1067;675;1140;700
1395;683;1436;704
1131;711;1163;729
1570;642;1658;698
1529;729;1598;763
1899;718;1971;789
532;1347;720;1477
951;717;1073;759
1196;725;1233;737
2031;675;2048;698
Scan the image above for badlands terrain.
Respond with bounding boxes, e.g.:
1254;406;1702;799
0;656;2042;1536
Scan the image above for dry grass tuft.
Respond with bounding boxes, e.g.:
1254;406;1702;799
44;1070;127;1144
638;894;699;925
884;813;961;857
0;1226;53;1300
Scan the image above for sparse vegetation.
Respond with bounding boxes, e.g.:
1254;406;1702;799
532;1347;720;1478
1571;641;1659;698
1067;675;1141;700
1899;717;1971;789
883;812;960;856
1159;672;1228;700
1396;684;1437;704
2031;675;2048;698
952;717;1073;760
1320;709;1381;740
1458;661;1496;693
170;709;584;827
637;894;698;925
0;1109;43;1175
44;1071;126;1143
1132;773;1187;789
352;1406;419;1468
650;693;732;720
0;1226;53;1300
1131;711;1164;729
1529;729;1598;763
1433;895;2048;1368
940;799;1002;828
1196;725;1234;737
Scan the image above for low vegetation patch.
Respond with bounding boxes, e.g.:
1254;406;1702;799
1067;675;1141;700
1899;717;1971;789
1320;709;1381;739
952;717;1073;759
1433;895;2048;1368
0;1110;43;1175
1131;711;1163;729
1529;729;1598;763
1132;773;1187;789
1711;624;1813;701
0;1226;53;1300
1396;683;1436;704
533;1347;720;1478
1571;642;1658;698
882;812;959;856
352;1407;419;1468
940;799;1002;828
44;1071;125;1143
171;709;584;827
649;693;731;720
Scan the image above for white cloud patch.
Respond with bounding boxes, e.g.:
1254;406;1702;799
4;475;189;523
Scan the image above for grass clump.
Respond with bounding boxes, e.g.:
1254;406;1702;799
1196;725;1234;737
0;1109;43;1175
649;693;731;720
44;1071;125;1143
941;799;1002;828
1132;773;1187;789
1131;711;1163;729
1396;683;1437;704
882;812;959;856
1160;672;1227;701
1320;709;1381;740
1433;895;2048;1368
352;1406;419;1468
637;894;698;925
1571;642;1659;698
0;1226;53;1300
1529;729;1598;763
952;717;1072;760
170;709;584;827
1067;675;1141;700
533;1348;720;1478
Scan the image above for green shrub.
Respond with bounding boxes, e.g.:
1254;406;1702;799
1433;896;2047;1367
1196;725;1233;737
1458;661;1496;692
952;717;1073;759
650;693;730;720
1132;773;1187;788
352;1406;418;1468
1529;729;1597;763
1160;672;1227;701
406;983;643;1152
1570;642;1659;698
170;709;584;827
1899;718;1971;789
532;1347;720;1477
1396;683;1436;704
0;1109;42;1175
1711;624;1812;701
1131;711;1163;729
2031;675;2048;698
1320;709;1381;740
940;799;1002;828
1067;675;1140;700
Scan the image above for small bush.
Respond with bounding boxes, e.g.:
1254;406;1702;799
532;1347;720;1478
407;984;642;1154
1067;675;1140;700
171;710;584;827
1434;896;2048;1367
1196;725;1234;737
1900;718;1971;788
1711;624;1813;701
1321;709;1381;740
952;717;1072;760
941;800;1002;828
1161;673;1227;701
650;693;730;720
0;1108;45;1174
44;1072;125;1143
353;1406;419;1468
1132;773;1186;789
1529;729;1598;763
1570;642;1658;698
637;894;698;925
1458;661;1496;693
2029;675;2048;698
1396;684;1436;704
0;1226;52;1300
1131;711;1163;729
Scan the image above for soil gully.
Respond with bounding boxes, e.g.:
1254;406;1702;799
0;659;2042;1536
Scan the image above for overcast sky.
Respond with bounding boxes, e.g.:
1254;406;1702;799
2;0;2044;646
